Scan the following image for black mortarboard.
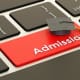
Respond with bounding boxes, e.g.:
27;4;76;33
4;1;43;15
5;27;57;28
47;17;75;35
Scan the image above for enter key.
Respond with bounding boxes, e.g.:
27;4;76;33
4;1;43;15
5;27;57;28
0;29;80;67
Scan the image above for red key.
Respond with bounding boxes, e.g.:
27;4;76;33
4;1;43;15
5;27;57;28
1;29;80;67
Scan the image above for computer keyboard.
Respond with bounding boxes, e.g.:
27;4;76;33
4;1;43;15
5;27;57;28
0;0;80;80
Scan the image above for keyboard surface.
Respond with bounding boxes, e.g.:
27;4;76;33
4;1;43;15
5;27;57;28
0;0;80;79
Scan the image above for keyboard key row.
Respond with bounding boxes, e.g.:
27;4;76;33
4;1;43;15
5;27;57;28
0;1;80;41
0;2;68;40
0;0;44;13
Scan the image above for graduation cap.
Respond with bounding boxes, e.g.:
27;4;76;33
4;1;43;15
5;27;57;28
47;17;75;35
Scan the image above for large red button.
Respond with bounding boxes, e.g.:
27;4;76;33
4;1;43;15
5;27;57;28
1;29;80;67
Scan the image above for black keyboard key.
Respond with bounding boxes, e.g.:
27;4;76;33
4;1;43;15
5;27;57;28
56;0;80;17
10;2;67;31
0;16;20;40
1;50;80;80
0;0;43;13
0;59;9;73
